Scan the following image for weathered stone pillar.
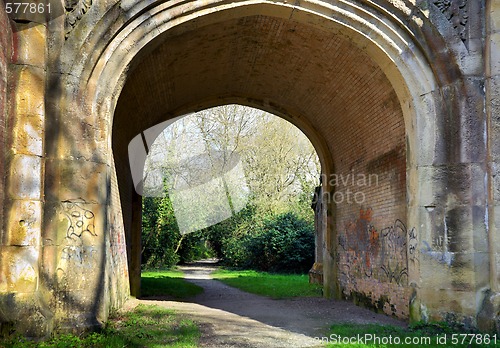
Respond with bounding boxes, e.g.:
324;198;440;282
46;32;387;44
0;20;48;335
129;191;142;298
42;88;110;331
478;0;500;333
401;1;498;330
309;185;323;284
40;31;131;333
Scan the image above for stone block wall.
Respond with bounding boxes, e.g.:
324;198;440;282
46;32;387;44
491;0;500;300
0;0;12;249
476;0;500;333
0;6;47;335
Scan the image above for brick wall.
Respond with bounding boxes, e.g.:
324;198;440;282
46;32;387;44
0;3;12;240
331;79;409;318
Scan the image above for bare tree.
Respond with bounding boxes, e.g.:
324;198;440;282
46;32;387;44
144;104;320;220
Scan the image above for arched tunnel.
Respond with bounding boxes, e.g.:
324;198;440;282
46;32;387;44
112;12;408;318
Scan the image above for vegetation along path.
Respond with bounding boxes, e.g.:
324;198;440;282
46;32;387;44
131;261;406;347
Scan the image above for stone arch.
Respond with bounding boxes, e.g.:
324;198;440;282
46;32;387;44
35;0;492;333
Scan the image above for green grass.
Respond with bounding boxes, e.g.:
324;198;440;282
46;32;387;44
141;269;204;299
2;304;199;348
321;322;498;347
211;269;322;298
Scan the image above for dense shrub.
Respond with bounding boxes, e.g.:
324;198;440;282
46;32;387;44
203;205;256;258
142;192;315;273
220;234;252;268
222;212;315;273
142;195;180;269
177;231;216;263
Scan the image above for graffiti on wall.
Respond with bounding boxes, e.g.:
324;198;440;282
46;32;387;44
338;208;378;276
109;210;129;278
338;209;416;287
379;220;409;285
61;199;97;240
408;226;418;260
57;199;98;286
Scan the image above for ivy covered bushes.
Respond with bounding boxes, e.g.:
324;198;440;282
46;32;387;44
221;212;315;273
140;105;319;273
142;195;315;274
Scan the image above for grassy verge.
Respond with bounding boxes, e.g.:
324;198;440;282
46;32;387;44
211;269;322;298
322;322;498;348
2;304;199;348
141;269;203;299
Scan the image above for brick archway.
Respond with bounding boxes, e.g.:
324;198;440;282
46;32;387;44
112;11;410;316
44;0;472;331
2;0;497;336
55;0;432;329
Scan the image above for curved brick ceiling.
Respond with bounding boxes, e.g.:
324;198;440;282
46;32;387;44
113;13;407;315
114;14;404;174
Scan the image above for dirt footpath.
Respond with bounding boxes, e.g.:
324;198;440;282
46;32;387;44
130;262;406;347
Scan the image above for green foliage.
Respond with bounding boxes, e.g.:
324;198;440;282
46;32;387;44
140;106;319;271
141;269;204;298
142;193;315;273
142;193;181;269
201;205;257;258
212;269;322;298
177;231;216;263
221;212;315;273
1;305;199;348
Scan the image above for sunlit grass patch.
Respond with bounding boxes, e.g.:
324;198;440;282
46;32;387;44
2;304;199;348
108;304;199;347
212;269;322;298
141;269;203;299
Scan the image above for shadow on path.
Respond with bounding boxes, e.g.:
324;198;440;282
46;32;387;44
134;260;407;347
180;260;406;337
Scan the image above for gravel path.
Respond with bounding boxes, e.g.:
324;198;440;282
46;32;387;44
131;261;407;347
